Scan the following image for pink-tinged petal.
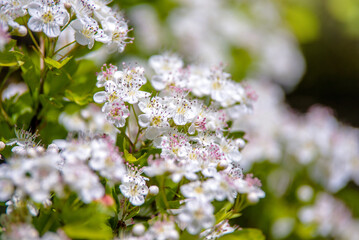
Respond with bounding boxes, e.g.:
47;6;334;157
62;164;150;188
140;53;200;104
28;17;43;32
27;3;42;18
43;23;60;38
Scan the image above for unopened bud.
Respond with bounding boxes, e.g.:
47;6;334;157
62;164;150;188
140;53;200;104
236;138;246;149
36;146;45;153
64;2;72;10
47;143;59;153
17;26;27;37
0;141;5;151
132;223;145;236
217;160;229;171
149;185;159;196
247;192;259;203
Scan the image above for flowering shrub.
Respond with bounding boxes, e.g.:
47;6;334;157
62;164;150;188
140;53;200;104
0;0;265;239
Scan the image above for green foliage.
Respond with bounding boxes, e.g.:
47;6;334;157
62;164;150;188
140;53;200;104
284;5;319;43
218;228;265;240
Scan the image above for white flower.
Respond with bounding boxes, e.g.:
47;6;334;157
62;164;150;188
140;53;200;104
102;100;130;128
138;105;171;140
147;219;179;240
200;220;237;240
2;223;39;240
88;137;126;182
235;174;265;203
149;53;183;75
0;178;14;201
62;163;104;203
177;199;215;235
96;64;118;87
27;1;69;38
102;16;131;53
180;181;209;201
71;17;108;49
119;180;148;206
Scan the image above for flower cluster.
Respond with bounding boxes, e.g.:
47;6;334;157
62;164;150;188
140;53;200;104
91;53;264;237
0;0;131;51
237;82;359;193
299;193;359;240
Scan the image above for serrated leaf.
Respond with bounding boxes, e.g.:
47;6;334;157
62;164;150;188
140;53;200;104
124;149;138;163
45;57;72;69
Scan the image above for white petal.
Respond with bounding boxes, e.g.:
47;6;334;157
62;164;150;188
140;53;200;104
70;19;83;31
93;91;107;103
75;32;90;46
151;75;166;90
27;3;42;18
138;114;150;128
43;23;60;38
28;17;43;32
55;11;69;26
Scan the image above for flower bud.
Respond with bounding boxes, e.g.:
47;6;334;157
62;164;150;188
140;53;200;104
17;26;27;37
27;148;37;158
247;192;259;203
64;2;72;10
36;146;45;153
132;223;145;236
149;185;159;196
236;138;246;149
0;141;5;151
217;160;228;171
47;144;59;153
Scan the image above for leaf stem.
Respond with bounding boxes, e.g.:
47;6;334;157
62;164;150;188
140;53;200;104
53;40;76;56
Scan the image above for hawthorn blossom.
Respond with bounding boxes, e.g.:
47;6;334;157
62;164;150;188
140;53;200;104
200;220;238;239
102;100;130;128
177;199;215;235
96;64;118;87
102;16;132;53
88;137;126;182
120;164;149;206
71;17;108;49
27;1;69;38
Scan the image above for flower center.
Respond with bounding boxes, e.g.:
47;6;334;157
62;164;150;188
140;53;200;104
42;11;54;23
151;116;162;126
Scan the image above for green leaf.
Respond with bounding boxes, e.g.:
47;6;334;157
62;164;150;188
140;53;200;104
285;5;319;43
125;206;140;220
63;224;113;239
21;53;40;95
45;57;72;69
218;228;265;240
64;89;92;105
168;200;181;209
124;149;138;163
39;94;64;109
179;230;199;240
0;60;24;67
